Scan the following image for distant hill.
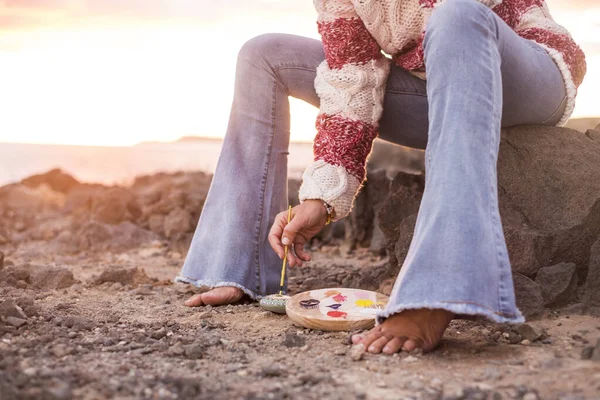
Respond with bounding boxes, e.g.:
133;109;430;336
565;118;600;133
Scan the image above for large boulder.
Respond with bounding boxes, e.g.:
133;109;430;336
373;126;600;318
584;238;600;309
21;169;79;194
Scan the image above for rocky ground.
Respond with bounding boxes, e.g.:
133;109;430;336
2;124;600;399
1;245;600;400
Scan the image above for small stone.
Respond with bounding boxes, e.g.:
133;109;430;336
350;343;366;361
521;339;531;346
68;331;77;339
150;327;167;340
183;344;204;359
5;317;27;328
507;332;521;344
581;347;594;360
334;348;347;356
402;355;419;364
259;294;289;314
514;323;542;342
522;392;539;400
51;344;72;358
283;332;305;348
260;364;287;377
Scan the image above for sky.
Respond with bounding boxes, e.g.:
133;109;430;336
0;0;598;146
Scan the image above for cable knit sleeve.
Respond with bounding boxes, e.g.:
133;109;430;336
298;0;391;220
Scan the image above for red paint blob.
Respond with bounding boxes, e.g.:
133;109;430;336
327;311;347;318
332;294;347;303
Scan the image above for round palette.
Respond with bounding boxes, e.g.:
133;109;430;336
285;288;389;332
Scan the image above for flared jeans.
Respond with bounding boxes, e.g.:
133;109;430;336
177;0;568;323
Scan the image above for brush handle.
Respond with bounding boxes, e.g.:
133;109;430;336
278;205;292;294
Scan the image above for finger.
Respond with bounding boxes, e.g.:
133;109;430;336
282;216;304;247
294;242;311;262
268;212;287;258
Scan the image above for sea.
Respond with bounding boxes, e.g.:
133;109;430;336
0;139;316;187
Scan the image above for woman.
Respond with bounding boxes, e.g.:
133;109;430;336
177;0;586;354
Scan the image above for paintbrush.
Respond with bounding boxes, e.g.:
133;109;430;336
279;205;292;295
258;205;292;314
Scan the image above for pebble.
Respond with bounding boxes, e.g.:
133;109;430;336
521;339;531;346
334;348;347;356
150;328;167;340
522;392;539;400
183;344;204;359
514;323;542;342
68;332;77;339
282;332;305;348
350;343;366;361
5;317;27;328
402;355;419;364
51;344;72;358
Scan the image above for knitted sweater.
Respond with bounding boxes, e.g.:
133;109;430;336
298;0;587;220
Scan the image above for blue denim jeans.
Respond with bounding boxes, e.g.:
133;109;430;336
177;0;567;323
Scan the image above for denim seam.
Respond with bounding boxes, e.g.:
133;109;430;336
540;95;568;125
252;80;278;296
484;9;511;318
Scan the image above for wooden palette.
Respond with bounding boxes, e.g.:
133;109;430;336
285;288;389;332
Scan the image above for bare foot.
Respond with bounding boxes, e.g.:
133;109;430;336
351;308;454;354
183;287;244;307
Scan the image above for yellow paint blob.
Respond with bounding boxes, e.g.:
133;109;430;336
355;299;374;308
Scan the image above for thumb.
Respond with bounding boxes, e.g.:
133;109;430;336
282;216;303;246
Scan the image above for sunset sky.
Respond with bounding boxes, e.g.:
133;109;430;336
0;0;598;146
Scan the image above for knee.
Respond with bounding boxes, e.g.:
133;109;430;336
237;33;288;66
425;0;496;46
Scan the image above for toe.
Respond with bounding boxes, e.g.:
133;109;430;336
382;336;407;354
367;336;392;354
184;294;204;307
402;338;424;353
358;333;383;350
201;287;244;306
352;326;381;345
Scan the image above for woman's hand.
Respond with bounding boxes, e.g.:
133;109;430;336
268;199;329;267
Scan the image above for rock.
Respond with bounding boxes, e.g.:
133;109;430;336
51;344;72;358
513;323;542;342
376;126;600;313
91;187;141;225
260;364;287;378
350;343;366;361
535;262;578;307
21;169;79;194
584;238;600;308
581;346;594;360
0;300;28;320
513;272;544;318
0;183;66;214
592;338;600;362
183;344;205;360
5;316;27;328
150;328;167;340
164;208;193;239
402;355;420;363
31;266;75;290
95;267;152;287
283;331;306;348
0;251;4;270
507;332;521;344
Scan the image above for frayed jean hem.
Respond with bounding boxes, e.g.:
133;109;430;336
376;301;525;325
174;276;260;301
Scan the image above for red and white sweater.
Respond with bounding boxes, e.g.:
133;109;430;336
299;0;587;220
